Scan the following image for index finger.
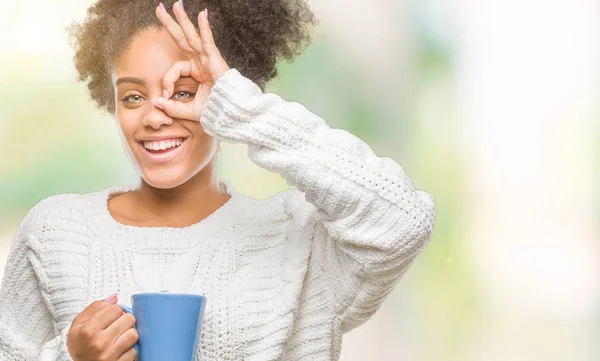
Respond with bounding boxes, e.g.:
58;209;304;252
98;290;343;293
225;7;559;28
88;303;125;331
161;60;193;99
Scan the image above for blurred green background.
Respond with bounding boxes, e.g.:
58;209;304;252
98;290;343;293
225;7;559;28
1;0;598;360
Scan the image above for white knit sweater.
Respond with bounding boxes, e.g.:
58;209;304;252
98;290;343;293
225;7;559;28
0;69;435;361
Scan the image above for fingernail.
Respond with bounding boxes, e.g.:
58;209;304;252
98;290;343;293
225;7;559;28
205;8;208;18
159;2;166;12
104;292;117;302
163;90;169;100
179;0;185;11
152;99;164;110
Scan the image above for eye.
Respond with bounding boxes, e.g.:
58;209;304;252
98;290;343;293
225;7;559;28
173;91;194;100
121;93;144;103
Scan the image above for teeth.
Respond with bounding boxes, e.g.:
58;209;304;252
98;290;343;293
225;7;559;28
143;138;183;151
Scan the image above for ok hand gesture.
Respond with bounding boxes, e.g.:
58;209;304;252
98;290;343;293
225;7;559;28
153;2;230;121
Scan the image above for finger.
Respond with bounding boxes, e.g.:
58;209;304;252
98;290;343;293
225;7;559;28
113;329;139;358
197;9;219;58
173;1;206;57
153;97;196;121
162;60;192;99
89;303;124;330
155;3;194;54
116;344;138;361
105;312;136;341
72;297;115;326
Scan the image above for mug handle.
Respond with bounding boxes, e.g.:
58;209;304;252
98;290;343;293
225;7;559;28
118;304;140;354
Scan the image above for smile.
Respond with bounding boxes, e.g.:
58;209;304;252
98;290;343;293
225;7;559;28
137;137;188;164
143;138;184;152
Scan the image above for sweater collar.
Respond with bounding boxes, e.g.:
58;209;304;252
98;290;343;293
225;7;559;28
86;179;249;249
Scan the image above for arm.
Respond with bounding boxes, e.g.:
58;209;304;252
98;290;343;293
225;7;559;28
0;205;73;361
149;6;435;331
202;69;436;331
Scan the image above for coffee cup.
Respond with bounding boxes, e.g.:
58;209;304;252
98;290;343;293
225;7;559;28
119;293;207;361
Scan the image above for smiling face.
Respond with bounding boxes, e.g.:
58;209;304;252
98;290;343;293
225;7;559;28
111;27;217;189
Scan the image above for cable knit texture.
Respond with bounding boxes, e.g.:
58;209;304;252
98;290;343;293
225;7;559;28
0;69;435;361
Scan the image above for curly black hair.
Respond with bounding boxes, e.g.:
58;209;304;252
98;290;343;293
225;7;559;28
68;0;318;114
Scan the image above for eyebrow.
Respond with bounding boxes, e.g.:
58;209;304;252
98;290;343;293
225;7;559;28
115;77;145;87
114;76;197;87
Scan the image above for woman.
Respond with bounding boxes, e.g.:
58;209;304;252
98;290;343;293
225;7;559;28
0;1;435;360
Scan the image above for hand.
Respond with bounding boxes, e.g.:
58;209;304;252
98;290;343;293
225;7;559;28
67;295;138;361
153;2;231;121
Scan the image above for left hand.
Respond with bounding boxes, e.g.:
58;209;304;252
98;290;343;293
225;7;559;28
153;2;230;121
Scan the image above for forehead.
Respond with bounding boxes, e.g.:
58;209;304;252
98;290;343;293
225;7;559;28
113;27;188;81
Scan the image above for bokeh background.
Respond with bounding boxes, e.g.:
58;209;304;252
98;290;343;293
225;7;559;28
1;0;598;360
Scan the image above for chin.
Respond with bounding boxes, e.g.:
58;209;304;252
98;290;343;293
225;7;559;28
134;149;217;190
141;168;193;190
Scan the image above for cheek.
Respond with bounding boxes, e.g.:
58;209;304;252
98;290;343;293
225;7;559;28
187;122;211;140
188;123;217;158
115;111;140;139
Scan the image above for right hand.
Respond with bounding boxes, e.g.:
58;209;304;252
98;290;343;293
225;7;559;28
67;294;138;361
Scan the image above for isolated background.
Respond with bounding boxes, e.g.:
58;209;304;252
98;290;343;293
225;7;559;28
1;0;598;360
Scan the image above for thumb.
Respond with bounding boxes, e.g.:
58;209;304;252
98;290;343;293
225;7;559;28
153;97;196;121
105;292;119;304
71;293;118;326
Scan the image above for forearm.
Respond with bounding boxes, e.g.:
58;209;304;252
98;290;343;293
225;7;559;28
203;69;435;262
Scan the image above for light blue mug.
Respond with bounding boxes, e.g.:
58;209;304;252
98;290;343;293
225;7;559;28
119;293;207;361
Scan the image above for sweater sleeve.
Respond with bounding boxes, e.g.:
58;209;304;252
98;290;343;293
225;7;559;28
0;204;74;361
202;69;436;332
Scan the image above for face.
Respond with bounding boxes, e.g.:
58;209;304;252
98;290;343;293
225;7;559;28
111;27;217;189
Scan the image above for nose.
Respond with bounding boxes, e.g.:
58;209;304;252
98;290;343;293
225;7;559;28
142;102;173;129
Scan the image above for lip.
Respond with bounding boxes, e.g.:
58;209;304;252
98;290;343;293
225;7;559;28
137;137;188;164
137;135;188;142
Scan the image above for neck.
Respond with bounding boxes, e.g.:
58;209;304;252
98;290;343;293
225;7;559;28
135;162;230;222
